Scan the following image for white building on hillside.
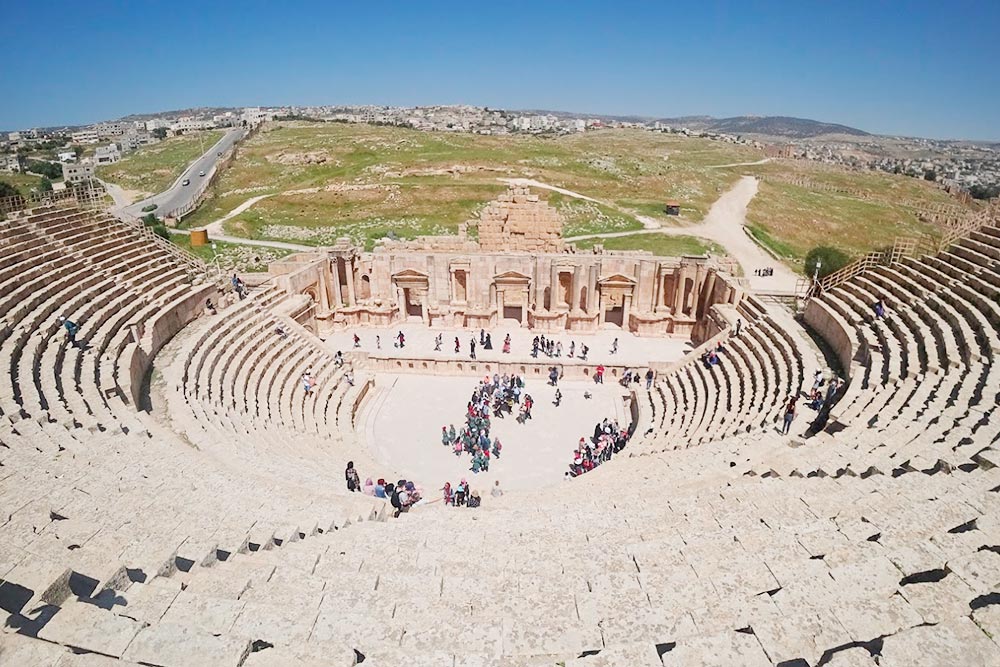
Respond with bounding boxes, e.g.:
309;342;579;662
94;144;121;165
71;129;100;144
62;162;95;183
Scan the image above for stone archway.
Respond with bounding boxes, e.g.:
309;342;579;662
597;273;637;330
391;269;430;323
494;270;532;326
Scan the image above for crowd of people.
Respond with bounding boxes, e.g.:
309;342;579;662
567;418;629;477
754;267;776;277
438;375;533;473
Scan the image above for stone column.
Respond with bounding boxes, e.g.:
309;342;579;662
345;258;357;305
587;264;598;315
497;289;505;320
623;293;632;331
673;268;684;313
549;262;559;311
598;291;606;325
396;286;406;320
652;268;662;313
331;258;343;307
571;265;582;311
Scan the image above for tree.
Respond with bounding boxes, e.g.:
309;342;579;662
924;170;937;182
0;181;18;199
151;127;167;140
969;184;1000;200
804;246;852;280
38;177;53;192
26;160;62;180
72;145;84;158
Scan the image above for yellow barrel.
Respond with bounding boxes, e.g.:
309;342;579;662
190;229;209;247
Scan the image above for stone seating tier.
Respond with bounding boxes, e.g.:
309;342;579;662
2;206;1000;664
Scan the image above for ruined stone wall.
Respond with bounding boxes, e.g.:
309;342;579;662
477;186;565;253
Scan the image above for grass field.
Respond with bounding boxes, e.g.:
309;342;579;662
182;122;758;246
572;233;725;257
181;121;976;264
96;131;224;200
0;172;48;195
738;160;959;264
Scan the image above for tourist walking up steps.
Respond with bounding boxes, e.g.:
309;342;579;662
610;337;618;354
59;316;80;348
781;396;797;435
503;333;511;354
645;368;655;389
396;330;406;348
434;333;443;351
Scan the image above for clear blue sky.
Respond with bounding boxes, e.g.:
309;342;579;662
4;1;998;139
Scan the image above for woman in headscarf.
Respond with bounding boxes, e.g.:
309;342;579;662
362;478;375;496
442;482;453;506
345;462;360;492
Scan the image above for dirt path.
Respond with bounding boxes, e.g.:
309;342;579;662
204;194;274;236
167;227;313;252
567;176;800;292
705;157;772;169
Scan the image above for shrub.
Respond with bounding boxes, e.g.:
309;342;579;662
26;160;63;180
804;246;852;280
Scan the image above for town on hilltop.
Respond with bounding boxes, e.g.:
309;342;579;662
3;104;998;201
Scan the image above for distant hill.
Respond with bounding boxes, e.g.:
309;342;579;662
657;115;871;138
516;109;871;139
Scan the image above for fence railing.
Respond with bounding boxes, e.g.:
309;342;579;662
117;211;209;276
802;204;999;298
0;182;108;216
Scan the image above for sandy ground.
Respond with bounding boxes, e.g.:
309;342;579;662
359;373;630;493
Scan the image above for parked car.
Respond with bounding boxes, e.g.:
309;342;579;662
181;179;190;186
199;170;206;177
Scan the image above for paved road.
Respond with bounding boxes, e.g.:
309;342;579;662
123;128;245;217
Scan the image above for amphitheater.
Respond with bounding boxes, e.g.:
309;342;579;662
1;186;1000;667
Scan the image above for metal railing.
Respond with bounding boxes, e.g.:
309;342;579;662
116;211;210;277
802;204;999;298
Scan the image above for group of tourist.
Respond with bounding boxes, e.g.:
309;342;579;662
441;478;505;508
231;274;248;300
700;340;727;368
781;369;845;435
567;418;629;477
754;267;776;277
620;367;655;390
346;462;423;517
531;335;591;361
